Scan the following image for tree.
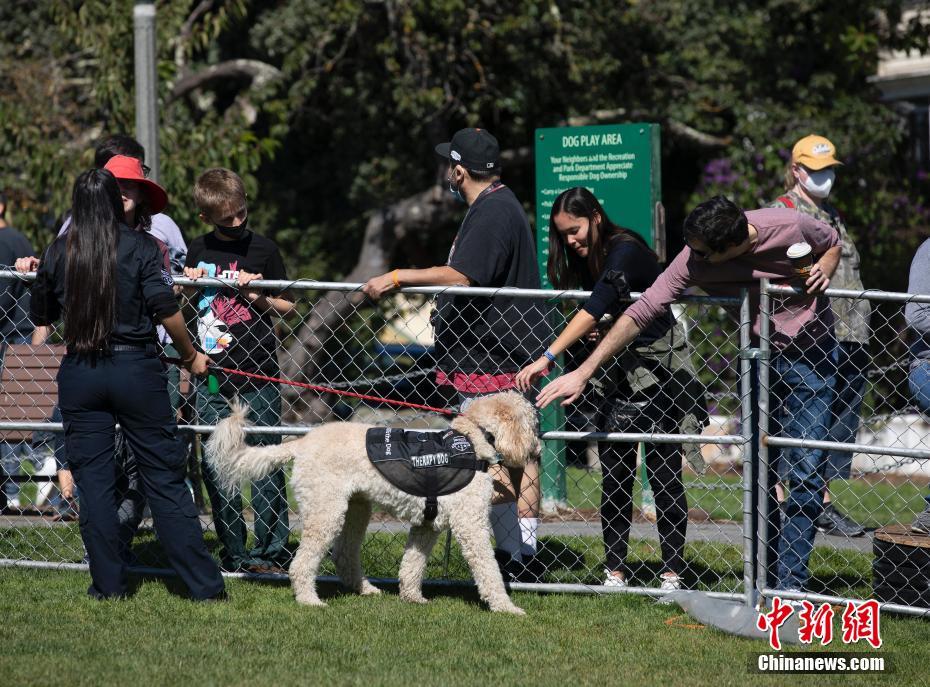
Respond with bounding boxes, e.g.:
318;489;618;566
1;0;928;420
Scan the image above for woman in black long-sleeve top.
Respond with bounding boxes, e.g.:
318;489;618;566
517;187;705;591
30;169;225;601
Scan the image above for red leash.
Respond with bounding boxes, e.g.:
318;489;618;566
162;357;456;417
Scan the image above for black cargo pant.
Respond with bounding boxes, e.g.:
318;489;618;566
58;349;224;600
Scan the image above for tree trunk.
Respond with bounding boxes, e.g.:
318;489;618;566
280;183;457;423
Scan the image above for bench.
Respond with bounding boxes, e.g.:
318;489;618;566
0;343;64;511
0;342;63;442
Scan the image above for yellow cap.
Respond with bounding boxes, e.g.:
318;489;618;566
791;135;842;170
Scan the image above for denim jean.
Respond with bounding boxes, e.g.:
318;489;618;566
196;383;290;570
1;334;35;502
824;341;869;481
771;341;837;591
909;359;930;414
908;361;930;517
1;441;36;502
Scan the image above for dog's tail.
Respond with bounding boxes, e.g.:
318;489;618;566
205;400;296;494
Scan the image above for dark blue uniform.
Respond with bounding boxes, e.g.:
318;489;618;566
31;226;224;600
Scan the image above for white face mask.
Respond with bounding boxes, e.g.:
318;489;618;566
798;167;836;199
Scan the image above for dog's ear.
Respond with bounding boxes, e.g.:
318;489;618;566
451;416;497;461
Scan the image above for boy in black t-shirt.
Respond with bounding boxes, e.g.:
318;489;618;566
184;168;295;573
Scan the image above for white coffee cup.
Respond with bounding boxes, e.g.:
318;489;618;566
786;242;813;278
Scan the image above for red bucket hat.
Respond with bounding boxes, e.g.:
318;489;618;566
103;155;168;214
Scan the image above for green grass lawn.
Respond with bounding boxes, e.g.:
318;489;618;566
4;465;926;608
0;524;902;606
2;565;928;687
0;525;749;592
564;466;929;528
14;462;925;531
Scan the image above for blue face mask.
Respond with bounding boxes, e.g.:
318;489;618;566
447;172;466;204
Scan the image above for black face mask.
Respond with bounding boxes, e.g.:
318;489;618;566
215;215;248;240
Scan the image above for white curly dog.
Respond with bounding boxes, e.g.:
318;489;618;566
206;391;541;614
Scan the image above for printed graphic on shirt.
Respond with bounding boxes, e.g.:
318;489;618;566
195;261;253;354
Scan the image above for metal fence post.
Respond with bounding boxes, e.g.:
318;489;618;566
756;278;773;603
133;0;159;181
738;288;755;608
540;394;568;512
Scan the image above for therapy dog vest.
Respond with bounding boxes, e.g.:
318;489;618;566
365;427;490;521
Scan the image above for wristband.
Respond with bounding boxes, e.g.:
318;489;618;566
391;270;401;288
543;349;557;364
182;349;198;364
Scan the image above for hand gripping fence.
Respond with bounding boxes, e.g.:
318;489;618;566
0;267;927;618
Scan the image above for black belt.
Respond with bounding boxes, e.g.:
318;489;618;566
111;344;157;353
67;344;158;355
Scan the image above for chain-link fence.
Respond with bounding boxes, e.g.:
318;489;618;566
2;270;929;617
759;281;930;617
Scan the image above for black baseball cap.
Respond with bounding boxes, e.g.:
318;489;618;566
435;128;500;172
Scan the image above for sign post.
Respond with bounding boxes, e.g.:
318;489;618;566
534;123;663;511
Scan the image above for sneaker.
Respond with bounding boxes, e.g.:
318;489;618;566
911;505;930;535
602;569;627;588
815;503;865;538
659;572;682;591
244;561;288;575
6;497;21;511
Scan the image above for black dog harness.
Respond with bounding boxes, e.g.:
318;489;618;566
365;427;494;521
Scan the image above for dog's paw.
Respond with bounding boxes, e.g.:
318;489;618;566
400;592;429;605
294;593;327;607
360;580;382;596
490;601;526;615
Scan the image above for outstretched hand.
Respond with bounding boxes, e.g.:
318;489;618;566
515;357;551;393
535;368;590;408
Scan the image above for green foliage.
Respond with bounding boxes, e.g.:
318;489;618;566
1;0;928;287
0;0;278;261
658;0;930;289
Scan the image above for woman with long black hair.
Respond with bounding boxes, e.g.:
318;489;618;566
30;168;225;601
516;187;705;591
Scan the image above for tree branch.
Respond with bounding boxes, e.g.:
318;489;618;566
169;59;282;102
174;0;215;73
666;119;731;148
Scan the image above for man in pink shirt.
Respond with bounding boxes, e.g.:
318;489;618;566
538;195;841;594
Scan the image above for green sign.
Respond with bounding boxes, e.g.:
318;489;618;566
534;123;663;287
533;123;662;511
